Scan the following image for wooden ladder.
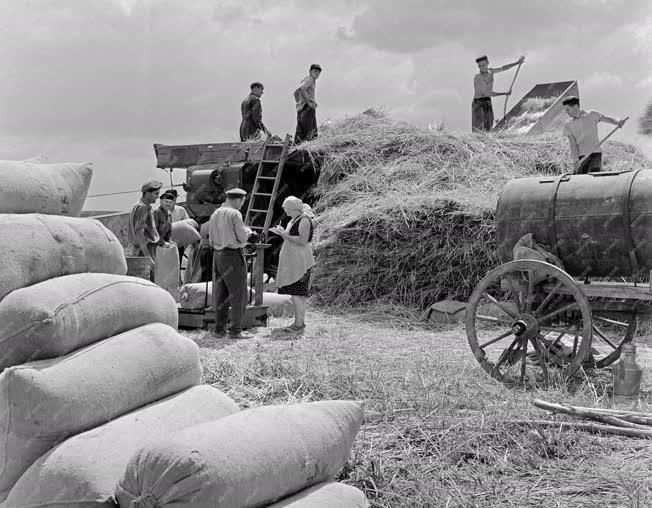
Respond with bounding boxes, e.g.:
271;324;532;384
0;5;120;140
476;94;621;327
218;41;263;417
244;133;292;236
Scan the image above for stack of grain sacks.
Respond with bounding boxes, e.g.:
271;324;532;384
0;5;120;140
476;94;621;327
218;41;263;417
0;160;238;506
0;159;368;507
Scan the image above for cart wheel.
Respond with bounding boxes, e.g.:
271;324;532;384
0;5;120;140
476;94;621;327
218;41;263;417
466;260;593;383
591;311;638;368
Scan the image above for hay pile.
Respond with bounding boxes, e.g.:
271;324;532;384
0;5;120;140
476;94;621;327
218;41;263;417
302;110;649;310
506;96;558;133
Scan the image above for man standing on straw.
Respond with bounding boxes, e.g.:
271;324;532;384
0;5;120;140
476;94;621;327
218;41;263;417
240;82;270;142
561;96;626;174
294;64;322;143
472;55;525;132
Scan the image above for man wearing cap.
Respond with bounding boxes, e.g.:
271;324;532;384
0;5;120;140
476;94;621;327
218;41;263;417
240;82;270;142
561;96;626;174
162;188;190;222
294;64;322;143
128;181;171;263
208;188;255;339
472;55;525;132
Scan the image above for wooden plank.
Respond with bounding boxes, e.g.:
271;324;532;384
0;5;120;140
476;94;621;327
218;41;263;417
542;281;652;301
154;142;254;168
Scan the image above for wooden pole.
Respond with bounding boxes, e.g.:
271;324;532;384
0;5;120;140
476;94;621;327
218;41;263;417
502;61;523;122
533;399;652;427
512;419;652;439
253;244;269;307
574;117;629;173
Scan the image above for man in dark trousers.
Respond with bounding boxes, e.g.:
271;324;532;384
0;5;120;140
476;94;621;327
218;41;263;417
127;180;171;262
472;54;524;131
561;96;626;174
208;188;254;339
294;64;322;143
240;82;269;142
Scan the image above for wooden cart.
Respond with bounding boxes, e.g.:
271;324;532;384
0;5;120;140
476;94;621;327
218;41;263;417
466;170;651;383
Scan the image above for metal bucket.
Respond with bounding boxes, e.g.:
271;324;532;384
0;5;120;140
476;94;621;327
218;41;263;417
126;256;153;281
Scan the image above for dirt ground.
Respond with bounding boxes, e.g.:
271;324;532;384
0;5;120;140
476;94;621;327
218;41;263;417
182;308;652;508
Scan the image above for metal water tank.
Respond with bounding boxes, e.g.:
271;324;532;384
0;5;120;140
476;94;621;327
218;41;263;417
496;169;651;278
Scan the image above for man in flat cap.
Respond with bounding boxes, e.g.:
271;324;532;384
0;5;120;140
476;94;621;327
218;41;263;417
294;64;322;143
561;96;626;174
240;82;270;142
208;188;255;339
128;180;172;265
472;55;525;132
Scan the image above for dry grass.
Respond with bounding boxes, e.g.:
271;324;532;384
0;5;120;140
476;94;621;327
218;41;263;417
300;111;649;310
183;310;652;507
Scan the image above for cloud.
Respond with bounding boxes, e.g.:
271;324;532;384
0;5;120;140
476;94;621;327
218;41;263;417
342;0;649;54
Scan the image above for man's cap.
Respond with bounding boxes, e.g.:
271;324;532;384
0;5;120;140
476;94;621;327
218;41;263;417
141;180;162;193
310;64;322;72
225;188;247;197
475;55;488;63
562;95;580;106
165;188;179;198
160;191;176;201
250;81;264;89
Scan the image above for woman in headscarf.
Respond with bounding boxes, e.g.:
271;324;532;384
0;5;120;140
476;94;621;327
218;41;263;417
269;196;316;332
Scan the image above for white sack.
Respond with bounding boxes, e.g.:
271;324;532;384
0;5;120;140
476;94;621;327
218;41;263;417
0;273;178;371
6;386;239;508
0;160;92;216
0;214;126;301
0;323;201;500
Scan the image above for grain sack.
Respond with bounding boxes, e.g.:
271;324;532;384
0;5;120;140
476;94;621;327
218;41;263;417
154;244;180;301
0;214;126;301
0;160;92;216
115;400;363;508
179;281;213;309
260;292;294;316
179;284;284;314
21;154;48;163
0;273;178;371
269;482;369;507
171;219;200;247
0;323;201;499
6;386;239;508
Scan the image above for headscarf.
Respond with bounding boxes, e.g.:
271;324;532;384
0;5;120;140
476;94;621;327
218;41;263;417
282;196;315;219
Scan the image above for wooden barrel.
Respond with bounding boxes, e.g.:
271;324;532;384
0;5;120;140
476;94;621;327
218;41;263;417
496;169;651;278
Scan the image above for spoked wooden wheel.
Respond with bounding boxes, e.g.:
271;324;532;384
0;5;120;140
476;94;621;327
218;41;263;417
590;309;638;368
466;260;593;383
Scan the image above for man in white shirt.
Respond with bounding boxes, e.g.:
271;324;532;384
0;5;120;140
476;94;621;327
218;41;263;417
561;96;626;174
294;64;322;143
208;188;254;339
472;54;524;132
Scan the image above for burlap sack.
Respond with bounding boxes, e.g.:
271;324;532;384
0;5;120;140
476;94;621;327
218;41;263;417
179;284;288;314
171;219;200;247
0;273;178;371
6;386;239;508
115;400;363;508
269;482;369;507
0;214;126;301
0;323;201;500
0;160;93;216
154;244;180;301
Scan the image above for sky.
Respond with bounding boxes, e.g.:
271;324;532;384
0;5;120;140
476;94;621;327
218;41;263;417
0;0;650;211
